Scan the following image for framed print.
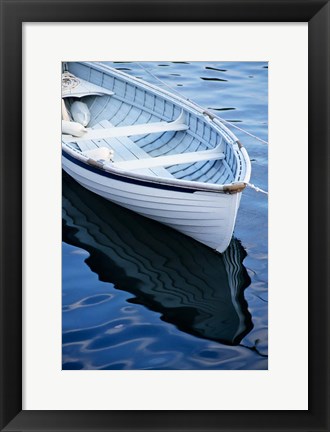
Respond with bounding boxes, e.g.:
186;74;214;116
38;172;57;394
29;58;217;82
1;0;329;431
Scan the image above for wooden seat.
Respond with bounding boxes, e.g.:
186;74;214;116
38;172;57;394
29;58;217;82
112;145;225;171
62;111;188;143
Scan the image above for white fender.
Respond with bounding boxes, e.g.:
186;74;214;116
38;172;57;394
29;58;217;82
70;101;91;126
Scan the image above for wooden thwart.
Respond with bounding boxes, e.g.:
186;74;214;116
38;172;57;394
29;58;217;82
112;146;224;170
62;111;188;143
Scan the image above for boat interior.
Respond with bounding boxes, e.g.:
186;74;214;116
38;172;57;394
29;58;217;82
62;63;240;185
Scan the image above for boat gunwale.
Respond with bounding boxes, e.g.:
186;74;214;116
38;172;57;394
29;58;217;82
62;144;246;194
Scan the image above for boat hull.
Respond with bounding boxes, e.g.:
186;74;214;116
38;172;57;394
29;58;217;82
63;152;241;252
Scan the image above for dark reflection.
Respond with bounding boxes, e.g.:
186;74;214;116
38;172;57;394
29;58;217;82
208;107;236;111
201;77;228;82
205;66;227;72
62;172;253;346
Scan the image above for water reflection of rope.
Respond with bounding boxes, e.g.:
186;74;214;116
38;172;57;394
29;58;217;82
136;62;268;146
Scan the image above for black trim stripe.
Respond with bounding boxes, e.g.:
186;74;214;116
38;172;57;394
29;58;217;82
62;150;199;193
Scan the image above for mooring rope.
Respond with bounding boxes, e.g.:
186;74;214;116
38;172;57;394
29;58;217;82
213;117;268;145
136;63;268;145
247;183;268;195
136;62;185;98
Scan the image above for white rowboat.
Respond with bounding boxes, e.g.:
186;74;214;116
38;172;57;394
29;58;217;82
62;62;251;253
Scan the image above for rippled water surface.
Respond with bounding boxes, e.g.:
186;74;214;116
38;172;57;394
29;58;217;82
62;61;268;370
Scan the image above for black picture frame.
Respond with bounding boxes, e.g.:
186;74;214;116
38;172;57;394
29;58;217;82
1;1;329;431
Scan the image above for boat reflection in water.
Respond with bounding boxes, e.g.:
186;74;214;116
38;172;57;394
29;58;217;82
63;172;253;346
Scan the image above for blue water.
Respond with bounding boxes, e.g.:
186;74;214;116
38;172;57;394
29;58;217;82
62;62;268;370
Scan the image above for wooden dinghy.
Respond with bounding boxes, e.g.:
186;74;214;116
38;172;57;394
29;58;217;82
62;62;251;253
63;173;253;346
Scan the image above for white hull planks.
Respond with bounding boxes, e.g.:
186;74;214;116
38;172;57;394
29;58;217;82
62;155;240;252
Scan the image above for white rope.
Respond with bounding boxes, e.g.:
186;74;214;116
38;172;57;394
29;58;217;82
247;183;268;195
136;63;268;146
136;63;186;99
213;117;268;145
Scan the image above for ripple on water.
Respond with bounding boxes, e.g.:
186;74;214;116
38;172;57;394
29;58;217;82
200;77;228;82
205;66;227;72
63;294;114;311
